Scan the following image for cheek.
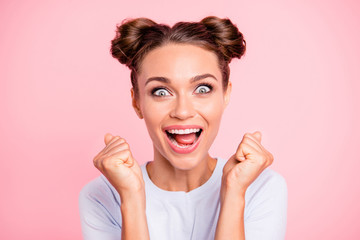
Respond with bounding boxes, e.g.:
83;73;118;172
142;97;168;119
196;97;225;124
140;98;168;136
198;102;225;152
195;98;225;147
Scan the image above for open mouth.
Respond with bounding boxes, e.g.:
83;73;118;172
164;127;203;154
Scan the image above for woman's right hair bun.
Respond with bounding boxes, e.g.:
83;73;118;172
110;18;157;67
201;16;246;63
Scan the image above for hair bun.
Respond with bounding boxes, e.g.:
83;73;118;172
110;18;157;67
201;16;246;62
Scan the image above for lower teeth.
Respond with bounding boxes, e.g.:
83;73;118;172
170;138;193;148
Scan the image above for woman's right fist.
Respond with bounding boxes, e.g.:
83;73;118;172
93;133;144;194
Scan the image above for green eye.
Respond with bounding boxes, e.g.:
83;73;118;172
153;88;170;96
195;85;212;94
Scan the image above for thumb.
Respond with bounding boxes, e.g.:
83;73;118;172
104;133;113;145
252;131;262;143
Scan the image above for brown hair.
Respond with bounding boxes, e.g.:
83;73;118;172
110;16;246;98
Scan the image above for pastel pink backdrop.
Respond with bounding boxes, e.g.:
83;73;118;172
1;0;359;239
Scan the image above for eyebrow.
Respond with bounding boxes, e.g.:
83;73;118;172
145;73;218;86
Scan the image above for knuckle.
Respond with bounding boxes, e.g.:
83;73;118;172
244;138;253;145
244;133;251;138
260;155;267;164
93;155;100;167
102;157;112;169
255;155;266;166
269;154;274;164
116;136;125;142
241;142;250;149
264;155;273;166
122;142;130;149
109;136;121;144
110;135;120;141
103;151;112;158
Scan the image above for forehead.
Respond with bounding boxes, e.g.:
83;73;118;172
138;43;221;83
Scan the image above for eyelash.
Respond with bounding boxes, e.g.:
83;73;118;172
151;83;214;97
195;83;213;94
151;86;171;96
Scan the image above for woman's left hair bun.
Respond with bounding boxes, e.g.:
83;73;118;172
200;16;246;63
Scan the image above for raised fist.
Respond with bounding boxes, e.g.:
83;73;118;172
222;131;274;195
93;133;144;194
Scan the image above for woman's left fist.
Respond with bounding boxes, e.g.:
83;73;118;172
222;131;274;195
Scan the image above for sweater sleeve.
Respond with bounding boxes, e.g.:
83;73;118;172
78;176;122;240
244;169;288;240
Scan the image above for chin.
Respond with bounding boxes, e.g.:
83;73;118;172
160;147;211;171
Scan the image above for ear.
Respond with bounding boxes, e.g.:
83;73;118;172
224;81;232;107
131;88;143;119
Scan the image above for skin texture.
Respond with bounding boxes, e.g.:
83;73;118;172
133;43;231;192
93;43;274;239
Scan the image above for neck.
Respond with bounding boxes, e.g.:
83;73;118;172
146;151;217;192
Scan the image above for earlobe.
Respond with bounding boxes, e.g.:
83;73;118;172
224;81;232;107
131;88;143;119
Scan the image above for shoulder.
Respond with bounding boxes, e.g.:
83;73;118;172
78;175;121;227
79;176;122;239
251;168;287;192
79;175;120;206
244;168;287;220
243;168;288;239
246;168;287;202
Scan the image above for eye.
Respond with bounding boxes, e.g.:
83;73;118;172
152;88;171;97
194;84;212;94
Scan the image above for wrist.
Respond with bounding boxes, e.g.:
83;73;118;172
115;178;145;199
121;200;146;217
119;187;146;204
120;190;147;222
221;189;245;207
221;178;246;200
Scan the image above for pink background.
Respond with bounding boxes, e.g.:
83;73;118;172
1;0;359;239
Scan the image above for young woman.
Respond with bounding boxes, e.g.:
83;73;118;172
79;16;287;240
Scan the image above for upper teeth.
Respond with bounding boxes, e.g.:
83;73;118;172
167;128;201;134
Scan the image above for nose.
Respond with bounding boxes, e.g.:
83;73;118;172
169;95;196;120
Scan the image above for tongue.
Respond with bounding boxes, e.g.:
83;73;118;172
174;133;196;144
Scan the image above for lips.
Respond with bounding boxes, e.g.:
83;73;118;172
163;125;203;154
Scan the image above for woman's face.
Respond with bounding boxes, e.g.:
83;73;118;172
132;43;231;170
